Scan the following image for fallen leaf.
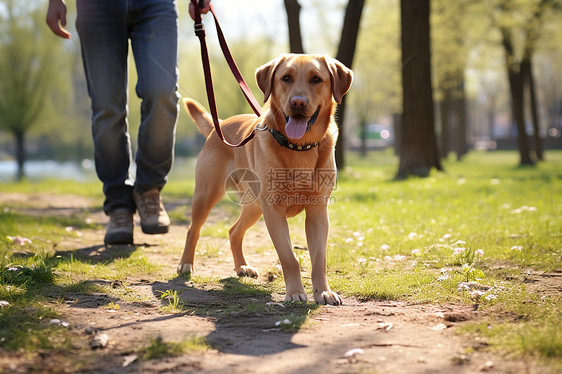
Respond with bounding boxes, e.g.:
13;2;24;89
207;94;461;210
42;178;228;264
481;361;494;371
428;323;447;331
376;322;393;331
122;354;138;367
344;348;364;363
265;302;284;308
90;334;109;349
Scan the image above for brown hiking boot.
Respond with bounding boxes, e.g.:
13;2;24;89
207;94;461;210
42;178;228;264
104;208;134;245
133;188;170;234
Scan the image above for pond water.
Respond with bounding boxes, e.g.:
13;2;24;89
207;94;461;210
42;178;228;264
0;158;197;182
0;160;97;182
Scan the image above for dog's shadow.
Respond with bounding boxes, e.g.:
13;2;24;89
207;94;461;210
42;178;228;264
151;275;310;356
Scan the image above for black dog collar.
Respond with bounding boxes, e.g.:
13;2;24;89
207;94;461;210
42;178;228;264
268;128;318;151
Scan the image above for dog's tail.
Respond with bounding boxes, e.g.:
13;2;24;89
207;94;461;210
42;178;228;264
183;98;213;138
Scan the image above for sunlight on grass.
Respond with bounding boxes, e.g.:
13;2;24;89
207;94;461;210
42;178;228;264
0;150;561;366
141;335;209;360
54;251;160;282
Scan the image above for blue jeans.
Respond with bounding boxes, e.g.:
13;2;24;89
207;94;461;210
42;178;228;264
76;0;180;214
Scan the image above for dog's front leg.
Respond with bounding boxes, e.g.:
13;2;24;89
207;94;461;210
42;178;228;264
262;207;307;302
305;204;342;305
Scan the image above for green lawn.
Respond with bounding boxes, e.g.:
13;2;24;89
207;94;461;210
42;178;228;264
1;150;561;367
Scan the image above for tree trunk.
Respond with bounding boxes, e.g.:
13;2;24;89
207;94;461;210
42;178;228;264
454;80;468;160
396;0;442;179
393;112;402;156
334;0;365;170
507;67;534;166
487;94;496;141
500;27;534;166
15;129;25;181
359;116;368;158
439;88;452;159
284;0;304;54
522;58;544;161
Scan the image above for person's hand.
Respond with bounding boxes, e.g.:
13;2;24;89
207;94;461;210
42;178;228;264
46;0;71;39
189;0;212;20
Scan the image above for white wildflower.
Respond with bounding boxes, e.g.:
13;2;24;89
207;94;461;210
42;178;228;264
7;236;32;246
408;232;419;240
469;290;486;298
453;247;465;255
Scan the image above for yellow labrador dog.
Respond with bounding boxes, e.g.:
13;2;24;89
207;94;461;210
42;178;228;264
178;54;353;305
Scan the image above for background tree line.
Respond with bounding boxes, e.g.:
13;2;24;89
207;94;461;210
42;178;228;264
1;0;561;181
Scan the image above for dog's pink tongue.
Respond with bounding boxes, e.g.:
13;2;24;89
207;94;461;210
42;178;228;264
285;116;309;140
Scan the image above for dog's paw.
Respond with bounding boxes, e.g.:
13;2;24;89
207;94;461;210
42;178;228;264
177;263;193;275
236;265;259;278
315;291;343;305
285;291;308;303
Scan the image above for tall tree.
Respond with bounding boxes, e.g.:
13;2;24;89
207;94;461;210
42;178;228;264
432;0;486;161
396;0;442;179
492;0;555;165
334;0;365;169
284;0;304;54
283;0;364;169
0;0;59;180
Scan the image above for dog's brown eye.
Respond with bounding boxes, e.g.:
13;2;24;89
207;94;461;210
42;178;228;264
282;74;291;82
311;76;322;84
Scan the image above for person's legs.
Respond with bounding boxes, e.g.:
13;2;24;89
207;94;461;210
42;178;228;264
76;0;135;244
76;0;135;215
129;0;180;194
129;0;179;234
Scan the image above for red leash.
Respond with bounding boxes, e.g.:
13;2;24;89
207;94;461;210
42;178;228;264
190;0;262;147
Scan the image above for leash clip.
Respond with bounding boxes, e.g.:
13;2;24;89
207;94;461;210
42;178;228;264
254;123;268;131
194;23;205;37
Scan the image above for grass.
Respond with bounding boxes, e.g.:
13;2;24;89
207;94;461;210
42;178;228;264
140;335;209;360
0;150;561;369
326;150;561;367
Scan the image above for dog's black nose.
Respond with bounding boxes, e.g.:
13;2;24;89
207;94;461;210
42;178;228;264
290;96;308;108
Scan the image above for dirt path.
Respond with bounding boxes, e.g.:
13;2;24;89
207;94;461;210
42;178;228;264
0;193;550;373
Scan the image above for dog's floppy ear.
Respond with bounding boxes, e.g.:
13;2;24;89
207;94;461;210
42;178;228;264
322;57;353;104
255;55;288;103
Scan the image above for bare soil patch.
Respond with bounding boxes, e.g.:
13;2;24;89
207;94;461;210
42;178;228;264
1;193;555;373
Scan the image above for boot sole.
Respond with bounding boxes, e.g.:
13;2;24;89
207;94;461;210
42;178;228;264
104;232;134;245
141;225;169;235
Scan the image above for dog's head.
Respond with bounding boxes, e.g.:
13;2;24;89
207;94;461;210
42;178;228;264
256;54;353;141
